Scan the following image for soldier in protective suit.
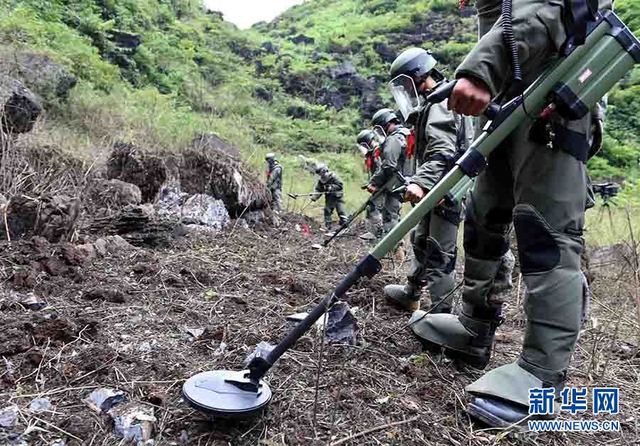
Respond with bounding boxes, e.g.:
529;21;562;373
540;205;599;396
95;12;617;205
384;48;472;313
265;153;283;212
357;129;384;241
408;0;610;427
312;165;348;229
365;109;411;234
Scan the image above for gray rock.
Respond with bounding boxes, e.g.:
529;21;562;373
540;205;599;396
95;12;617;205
10;291;46;311
85;388;127;413
4;52;77;102
329;61;357;79
28;397;52;413
181;194;229;229
93;235;134;257
0;405;19;428
0;75;41;134
90;179;142;209
324;302;358;345
109;403;156;443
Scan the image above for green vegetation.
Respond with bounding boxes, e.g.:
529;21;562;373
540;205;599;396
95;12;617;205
0;0;638;228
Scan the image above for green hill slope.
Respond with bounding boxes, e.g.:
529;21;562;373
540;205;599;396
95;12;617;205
1;0;638;207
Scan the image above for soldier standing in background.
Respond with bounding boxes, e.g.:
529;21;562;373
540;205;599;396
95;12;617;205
265;153;283;213
312;165;348;230
357;129;384;241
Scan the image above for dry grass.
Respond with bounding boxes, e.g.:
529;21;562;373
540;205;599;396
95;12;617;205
0;212;637;445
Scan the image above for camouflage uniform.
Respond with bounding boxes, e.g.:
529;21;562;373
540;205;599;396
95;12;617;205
368;128;410;233
314;172;348;228
266;161;283;212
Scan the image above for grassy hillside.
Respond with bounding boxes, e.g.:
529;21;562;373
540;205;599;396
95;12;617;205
0;0;639;216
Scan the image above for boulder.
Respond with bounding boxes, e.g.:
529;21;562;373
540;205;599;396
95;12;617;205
107;142;168;203
90;205;184;248
0;194;79;242
1;52;77;103
0;75;42;134
87;179;142;210
180;194;229;229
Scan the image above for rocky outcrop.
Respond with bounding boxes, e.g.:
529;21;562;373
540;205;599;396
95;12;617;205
106;142;168;203
0;52;77;103
0;75;42;134
1;195;80;242
105;136;269;218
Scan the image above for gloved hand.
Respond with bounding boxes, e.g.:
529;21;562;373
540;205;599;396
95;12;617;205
311;193;321;202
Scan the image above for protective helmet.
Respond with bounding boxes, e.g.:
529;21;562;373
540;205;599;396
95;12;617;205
315;164;329;175
390;47;438;81
371;108;398;128
265;153;276;161
356;129;376;147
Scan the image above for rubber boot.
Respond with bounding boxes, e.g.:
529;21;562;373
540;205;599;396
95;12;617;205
409;253;505;369
410;303;502;369
384;282;421;312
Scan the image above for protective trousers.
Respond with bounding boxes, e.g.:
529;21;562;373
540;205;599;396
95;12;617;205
408;203;461;312
464;118;587;391
270;188;283;212
324;196;348;228
366;193;384;238
382;190;403;234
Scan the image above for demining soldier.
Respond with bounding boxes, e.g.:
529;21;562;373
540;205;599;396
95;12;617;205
366;109;411;234
312;165;348;229
265;153;283;212
408;0;610;426
383;48;472;313
357;129;384;241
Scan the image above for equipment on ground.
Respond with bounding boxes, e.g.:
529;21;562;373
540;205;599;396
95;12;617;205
182;11;639;419
287;192;327;200
592;181;620;206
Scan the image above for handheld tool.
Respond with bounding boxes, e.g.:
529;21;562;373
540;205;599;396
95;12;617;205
183;11;639;418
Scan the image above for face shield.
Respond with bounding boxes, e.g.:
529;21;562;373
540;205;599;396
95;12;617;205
357;143;369;157
389;74;422;122
373;125;387;140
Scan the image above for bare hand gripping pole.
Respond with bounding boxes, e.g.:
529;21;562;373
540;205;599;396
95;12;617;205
183;11;639;417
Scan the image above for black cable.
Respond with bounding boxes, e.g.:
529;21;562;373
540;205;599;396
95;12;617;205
502;0;523;85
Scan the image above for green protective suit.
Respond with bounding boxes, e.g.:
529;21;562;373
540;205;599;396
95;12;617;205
365;150;384;239
314;172;348;228
413;0;612;408
404;100;466;311
369;127;411;233
267;162;283;212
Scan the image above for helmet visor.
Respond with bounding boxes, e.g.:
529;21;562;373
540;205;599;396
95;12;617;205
373;125;387;140
389;74;421;121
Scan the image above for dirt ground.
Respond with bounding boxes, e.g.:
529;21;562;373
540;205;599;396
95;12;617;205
0;214;638;446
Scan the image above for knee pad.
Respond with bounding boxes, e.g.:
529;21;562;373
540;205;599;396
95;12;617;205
513;204;560;274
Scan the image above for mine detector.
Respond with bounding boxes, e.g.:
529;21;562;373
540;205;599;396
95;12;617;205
182;11;640;418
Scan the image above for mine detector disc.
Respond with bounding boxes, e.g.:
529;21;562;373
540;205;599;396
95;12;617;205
182;370;272;418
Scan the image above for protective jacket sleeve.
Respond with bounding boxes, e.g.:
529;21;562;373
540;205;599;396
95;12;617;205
412;101;458;191
370;133;403;188
455;0;569;98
